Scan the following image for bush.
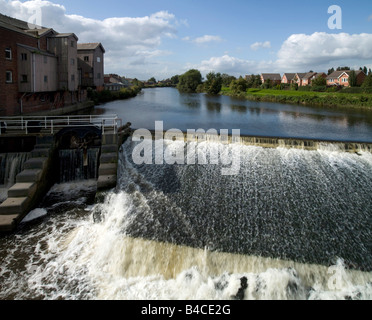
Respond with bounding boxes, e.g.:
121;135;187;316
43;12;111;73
230;78;249;94
340;87;364;94
298;86;311;92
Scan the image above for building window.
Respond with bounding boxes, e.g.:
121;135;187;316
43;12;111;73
97;73;101;79
71;41;75;48
44;56;48;64
71;74;75;81
71;58;75;66
5;48;12;60
342;78;348;83
21;74;28;83
84;56;89;62
44;75;48;83
97;57;101;63
5;71;12;83
21;53;28;61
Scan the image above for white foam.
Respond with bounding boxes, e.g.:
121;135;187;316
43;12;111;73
22;208;48;223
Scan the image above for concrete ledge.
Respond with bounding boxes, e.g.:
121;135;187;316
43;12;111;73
0;214;19;232
16;169;42;183
0;197;29;215
100;153;118;164
24;158;48;170
8;183;37;198
101;144;118;153
31;149;50;158
97;175;117;190
99;163;117;176
102;133;118;145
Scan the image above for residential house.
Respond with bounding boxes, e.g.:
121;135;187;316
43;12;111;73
292;73;307;87
260;73;282;85
0;13;90;116
77;43;105;90
281;73;296;84
301;72;327;86
326;70;366;87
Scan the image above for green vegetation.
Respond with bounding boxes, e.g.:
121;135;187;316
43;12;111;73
171;67;372;109
222;87;372;109
177;69;203;93
87;86;142;104
204;72;223;95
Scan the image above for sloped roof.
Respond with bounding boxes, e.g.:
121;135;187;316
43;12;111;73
283;73;296;80
326;70;364;79
261;73;282;81
302;72;318;80
78;43;105;53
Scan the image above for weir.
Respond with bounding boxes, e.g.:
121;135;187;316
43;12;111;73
0;115;130;233
1;115;371;233
147;130;372;153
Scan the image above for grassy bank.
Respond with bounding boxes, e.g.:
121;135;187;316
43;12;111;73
221;87;372;109
88;86;142;105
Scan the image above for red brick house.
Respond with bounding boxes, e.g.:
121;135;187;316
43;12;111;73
326;70;366;87
301;72;327;86
261;73;282;85
281;73;296;84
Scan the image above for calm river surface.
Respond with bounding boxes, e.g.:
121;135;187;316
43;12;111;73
94;87;372;142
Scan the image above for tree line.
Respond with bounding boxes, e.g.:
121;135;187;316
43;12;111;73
170;66;372;96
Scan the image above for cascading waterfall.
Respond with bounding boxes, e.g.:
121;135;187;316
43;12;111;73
59;148;100;183
0;153;30;202
1;138;372;300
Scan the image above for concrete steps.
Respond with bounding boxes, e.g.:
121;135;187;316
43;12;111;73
0;135;54;233
97;137;120;190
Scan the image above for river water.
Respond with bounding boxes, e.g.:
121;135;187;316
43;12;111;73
1;88;372;300
94;87;372;143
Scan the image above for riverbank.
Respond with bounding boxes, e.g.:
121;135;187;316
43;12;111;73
88;86;142;105
221;87;372;110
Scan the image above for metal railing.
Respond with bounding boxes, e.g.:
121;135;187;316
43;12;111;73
0;115;123;135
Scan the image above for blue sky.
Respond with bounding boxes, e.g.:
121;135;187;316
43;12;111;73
2;0;372;80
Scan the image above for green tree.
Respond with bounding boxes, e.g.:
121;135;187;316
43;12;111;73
230;77;248;94
148;77;156;83
177;69;203;93
349;70;357;87
170;75;179;86
362;74;372;88
204;72;223;95
221;74;236;87
312;75;327;86
246;74;262;88
328;68;335;75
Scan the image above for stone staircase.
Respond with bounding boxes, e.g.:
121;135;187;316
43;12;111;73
97;131;119;191
0;136;54;232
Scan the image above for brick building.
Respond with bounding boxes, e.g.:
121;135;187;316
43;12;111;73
0;14;103;116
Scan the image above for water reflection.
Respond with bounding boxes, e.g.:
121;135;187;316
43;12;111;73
179;93;201;109
206;101;222;113
90;88;372;142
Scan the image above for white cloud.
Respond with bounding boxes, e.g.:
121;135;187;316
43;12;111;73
276;32;372;71
0;0;179;79
190;55;274;77
191;32;372;76
183;35;224;44
250;41;271;51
